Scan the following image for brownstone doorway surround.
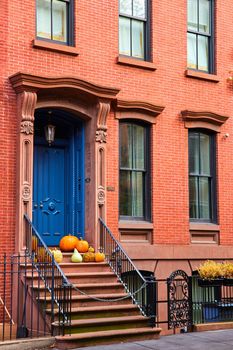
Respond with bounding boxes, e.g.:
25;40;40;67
9;72;165;253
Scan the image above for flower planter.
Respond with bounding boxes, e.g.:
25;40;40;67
197;278;224;287
223;278;233;286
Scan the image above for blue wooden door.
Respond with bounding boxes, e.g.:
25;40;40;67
33;145;67;246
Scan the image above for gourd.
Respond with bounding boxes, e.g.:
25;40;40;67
50;248;63;263
76;239;89;253
71;248;83;263
59;235;79;252
83;252;95;262
95;252;105;262
88;246;95;253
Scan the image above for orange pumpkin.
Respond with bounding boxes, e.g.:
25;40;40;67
76;239;89;253
59;234;79;252
95;252;105;262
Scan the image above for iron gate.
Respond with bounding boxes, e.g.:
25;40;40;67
167;269;192;329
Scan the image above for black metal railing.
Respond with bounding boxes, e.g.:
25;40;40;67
192;275;233;324
99;218;156;326
24;214;72;336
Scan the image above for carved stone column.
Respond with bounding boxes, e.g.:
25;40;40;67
17;91;37;251
95;100;110;241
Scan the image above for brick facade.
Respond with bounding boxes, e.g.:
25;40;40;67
1;0;233;273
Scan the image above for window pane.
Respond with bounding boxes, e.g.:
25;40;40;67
120;171;132;216
189;132;199;174
132;172;143;217
198;35;208;71
52;0;67;42
200;133;210;175
120;0;132;15
133;0;146;19
119;17;131;56
187;33;197;69
132;125;145;169
132;20;144;59
120;124;132;168
189;176;199;218
199;177;210;219
37;0;51;39
188;0;198;31
199;0;210;33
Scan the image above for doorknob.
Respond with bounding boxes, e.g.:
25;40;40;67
34;204;38;209
39;202;43;209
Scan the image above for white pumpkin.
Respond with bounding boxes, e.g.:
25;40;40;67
71;248;83;263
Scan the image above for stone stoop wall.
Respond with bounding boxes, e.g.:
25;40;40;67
0;0;233;257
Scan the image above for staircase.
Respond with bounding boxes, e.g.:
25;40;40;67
49;253;161;349
24;215;161;349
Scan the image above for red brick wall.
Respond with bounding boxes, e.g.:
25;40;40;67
1;0;233;251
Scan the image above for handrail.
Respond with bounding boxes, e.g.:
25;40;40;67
24;214;72;335
99;217;156;326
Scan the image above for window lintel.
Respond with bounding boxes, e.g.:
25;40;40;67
182;110;229;132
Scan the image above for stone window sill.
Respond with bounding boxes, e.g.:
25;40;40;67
117;56;156;71
33;39;79;56
189;223;220;231
119;220;153;230
185;69;220;82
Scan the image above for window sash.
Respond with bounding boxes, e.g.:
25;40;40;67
188;131;216;222
187;0;213;73
36;0;72;45
119;122;150;220
119;0;149;60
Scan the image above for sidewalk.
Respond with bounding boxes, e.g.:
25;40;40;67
64;329;233;350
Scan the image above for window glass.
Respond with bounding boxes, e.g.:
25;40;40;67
37;0;51;39
188;0;198;31
187;33;197;69
120;124;132;168
132;20;144;59
53;0;67;42
133;0;146;18
119;17;131;56
120;0;132;15
119;122;149;219
198;35;208;71
189;176;199;218
199;177;210;219
200;133;210;174
132;172;143;217
120;171;132;216
189;132;199;173
199;0;210;33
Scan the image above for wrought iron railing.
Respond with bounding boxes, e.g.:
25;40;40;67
24;214;72;336
99;218;156;326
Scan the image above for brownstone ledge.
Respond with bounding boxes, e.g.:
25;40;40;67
117;56;157;71
33;39;79;56
193;322;233;332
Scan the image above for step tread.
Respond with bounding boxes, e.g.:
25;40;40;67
55;327;162;341
53;315;148;327
33;282;122;290
46;304;139;314
59;262;109;266
26;271;116;277
41;292;130;301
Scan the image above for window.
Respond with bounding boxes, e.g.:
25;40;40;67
119;0;150;60
119;122;150;220
187;0;214;73
189;130;216;222
36;0;73;45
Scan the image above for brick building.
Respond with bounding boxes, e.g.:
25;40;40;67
1;0;233;342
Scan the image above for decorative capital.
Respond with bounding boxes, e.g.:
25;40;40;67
20;91;37;122
96;129;107;143
20;121;34;135
22;185;31;201
97;187;105;205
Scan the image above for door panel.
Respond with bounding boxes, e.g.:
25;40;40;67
33;145;66;246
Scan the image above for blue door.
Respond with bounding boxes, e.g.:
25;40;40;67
33;145;67;246
33;126;85;246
